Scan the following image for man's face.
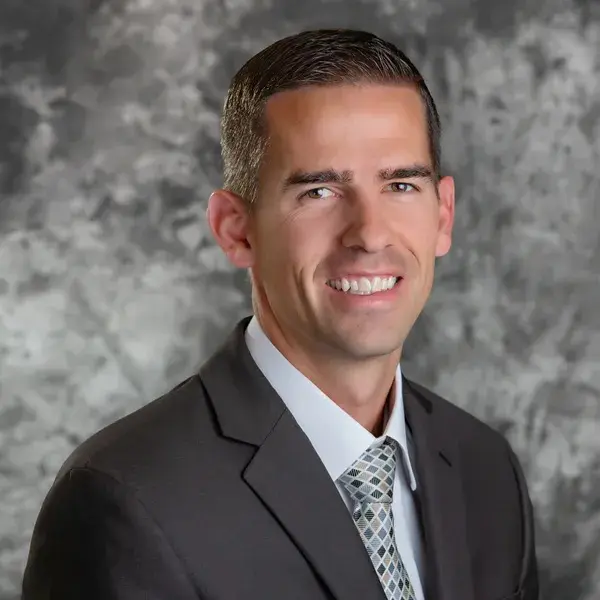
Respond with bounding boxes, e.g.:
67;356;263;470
246;83;454;362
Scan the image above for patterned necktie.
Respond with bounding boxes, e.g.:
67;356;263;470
338;437;417;600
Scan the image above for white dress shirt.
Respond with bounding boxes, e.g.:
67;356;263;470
245;316;426;600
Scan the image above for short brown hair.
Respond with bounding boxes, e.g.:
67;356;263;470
220;29;441;206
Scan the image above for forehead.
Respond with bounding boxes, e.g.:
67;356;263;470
262;83;430;171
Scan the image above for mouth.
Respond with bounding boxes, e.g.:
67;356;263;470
325;275;402;296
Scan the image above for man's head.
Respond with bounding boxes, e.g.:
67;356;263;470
208;29;455;368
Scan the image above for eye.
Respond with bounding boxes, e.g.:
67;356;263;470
387;182;417;193
301;187;336;200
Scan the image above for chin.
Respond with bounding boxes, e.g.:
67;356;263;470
335;332;404;360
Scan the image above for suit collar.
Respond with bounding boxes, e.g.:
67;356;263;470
199;316;284;446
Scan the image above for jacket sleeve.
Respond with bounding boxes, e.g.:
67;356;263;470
506;444;540;600
22;467;199;600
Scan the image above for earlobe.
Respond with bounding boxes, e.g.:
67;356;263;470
206;189;255;268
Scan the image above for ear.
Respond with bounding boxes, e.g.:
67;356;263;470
435;175;455;258
206;189;254;268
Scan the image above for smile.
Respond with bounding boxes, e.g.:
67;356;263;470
326;276;400;295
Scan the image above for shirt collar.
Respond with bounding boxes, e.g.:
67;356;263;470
244;316;417;491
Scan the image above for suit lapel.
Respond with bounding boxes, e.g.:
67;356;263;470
200;317;386;600
244;410;387;600
403;377;475;600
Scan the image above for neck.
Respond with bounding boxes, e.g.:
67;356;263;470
254;312;401;435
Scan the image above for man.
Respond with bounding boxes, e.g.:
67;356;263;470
22;29;539;600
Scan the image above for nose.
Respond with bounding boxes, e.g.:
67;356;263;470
340;195;392;253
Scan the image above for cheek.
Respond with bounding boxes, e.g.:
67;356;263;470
392;208;437;247
278;213;331;263
253;219;306;282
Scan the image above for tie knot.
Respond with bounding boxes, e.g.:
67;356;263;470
338;438;397;504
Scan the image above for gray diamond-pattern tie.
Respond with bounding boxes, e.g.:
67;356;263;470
338;437;416;600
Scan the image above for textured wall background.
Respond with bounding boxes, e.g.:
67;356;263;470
0;0;599;598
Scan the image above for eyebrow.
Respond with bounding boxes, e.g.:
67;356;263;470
282;164;434;190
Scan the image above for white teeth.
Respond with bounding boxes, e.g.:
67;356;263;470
327;276;398;295
358;277;371;293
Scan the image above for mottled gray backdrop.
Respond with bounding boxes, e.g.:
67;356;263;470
0;0;599;598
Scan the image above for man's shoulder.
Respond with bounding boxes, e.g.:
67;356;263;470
56;374;215;484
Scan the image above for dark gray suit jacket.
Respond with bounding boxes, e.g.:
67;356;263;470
22;316;539;600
